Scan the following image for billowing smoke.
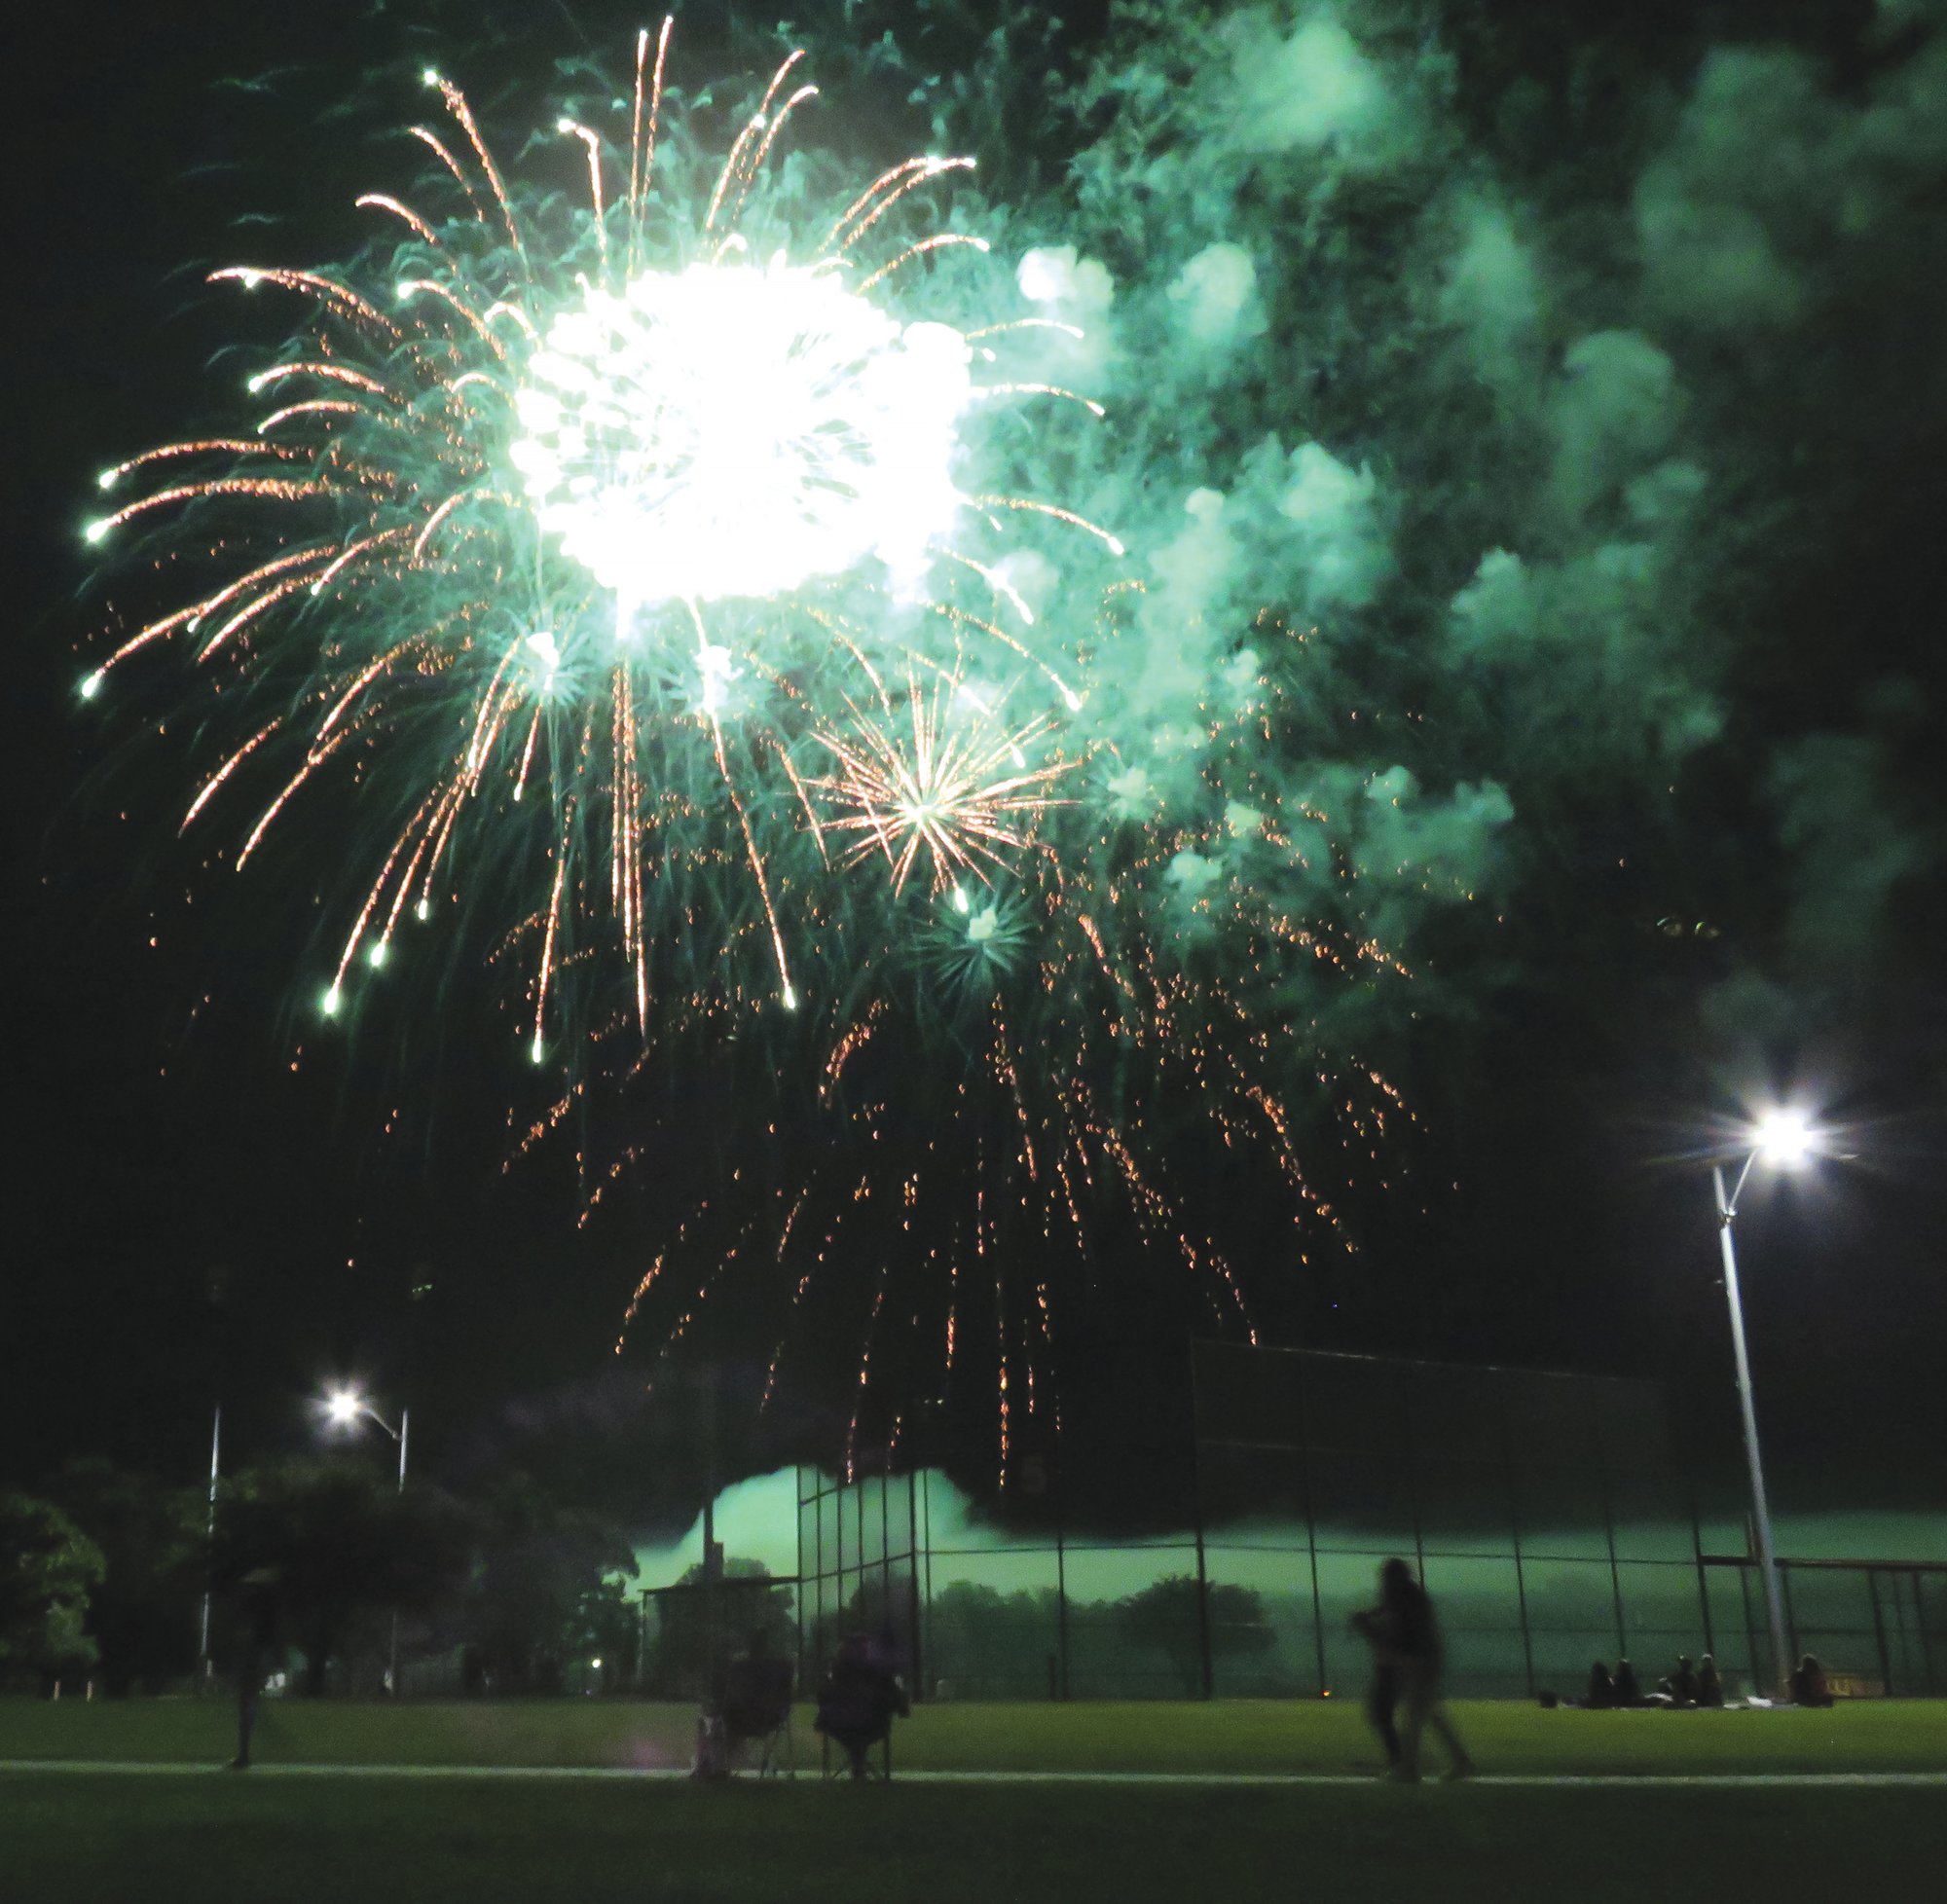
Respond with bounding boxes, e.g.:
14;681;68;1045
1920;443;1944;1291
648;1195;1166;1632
875;0;1947;1079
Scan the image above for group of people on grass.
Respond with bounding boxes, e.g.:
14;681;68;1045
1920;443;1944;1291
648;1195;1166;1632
1582;1652;1725;1707
1582;1650;1835;1709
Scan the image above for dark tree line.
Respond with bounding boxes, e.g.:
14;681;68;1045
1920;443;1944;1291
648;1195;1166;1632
0;1457;639;1697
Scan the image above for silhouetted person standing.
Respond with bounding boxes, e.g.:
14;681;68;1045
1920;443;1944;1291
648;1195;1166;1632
1352;1558;1473;1781
230;1568;279;1770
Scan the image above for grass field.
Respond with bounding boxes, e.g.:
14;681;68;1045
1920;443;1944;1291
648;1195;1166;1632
2;1771;1944;1903
3;1693;1945;1776
5;1700;1944;1903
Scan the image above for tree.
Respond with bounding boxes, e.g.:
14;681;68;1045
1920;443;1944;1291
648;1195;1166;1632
923;1581;1060;1696
213;1457;472;1696
0;1494;104;1688
1117;1576;1274;1696
55;1459;203;1694
644;1556;793;1696
461;1475;637;1695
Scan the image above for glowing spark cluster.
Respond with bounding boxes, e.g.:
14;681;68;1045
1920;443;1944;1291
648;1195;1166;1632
512;260;974;608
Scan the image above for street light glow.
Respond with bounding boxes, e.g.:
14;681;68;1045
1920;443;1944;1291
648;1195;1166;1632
324;1387;365;1425
1752;1107;1816;1168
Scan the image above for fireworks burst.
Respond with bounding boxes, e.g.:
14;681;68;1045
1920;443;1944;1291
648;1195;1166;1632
82;22;1116;1055
811;677;1070;896
82;25;1428;1475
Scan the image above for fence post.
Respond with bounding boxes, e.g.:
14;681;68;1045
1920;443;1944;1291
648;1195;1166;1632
1190;1346;1214;1701
1689;1483;1715;1662
905;1471;923;1702
1915;1572;1939;1698
1593;1388;1628;1663
1054;1459;1071;1700
1867;1568;1893;1697
1500;1387;1537;1700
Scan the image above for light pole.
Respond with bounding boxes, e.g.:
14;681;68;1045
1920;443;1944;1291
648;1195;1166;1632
324;1387;410;1695
1711;1108;1814;1700
198;1404;221;1687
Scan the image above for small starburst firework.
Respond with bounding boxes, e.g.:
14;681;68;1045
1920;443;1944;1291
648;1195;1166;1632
811;677;1071;895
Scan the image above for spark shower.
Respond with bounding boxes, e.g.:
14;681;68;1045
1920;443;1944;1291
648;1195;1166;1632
79;20;1408;1473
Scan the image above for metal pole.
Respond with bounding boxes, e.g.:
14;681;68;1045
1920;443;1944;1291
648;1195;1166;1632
1190;1349;1213;1701
1053;1457;1069;1702
701;1370;718;1702
389;1406;409;1698
1713;1162;1790;1698
199;1404;221;1685
1867;1568;1893;1698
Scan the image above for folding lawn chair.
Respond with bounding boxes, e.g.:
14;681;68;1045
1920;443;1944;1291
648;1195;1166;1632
722;1652;796;1776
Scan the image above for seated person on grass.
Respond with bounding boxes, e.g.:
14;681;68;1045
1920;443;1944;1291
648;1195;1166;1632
815;1631;909;1779
1696;1654;1724;1707
1583;1661;1615;1708
721;1629;794;1769
1790;1654;1834;1708
1660;1655;1699;1705
1611;1658;1644;1706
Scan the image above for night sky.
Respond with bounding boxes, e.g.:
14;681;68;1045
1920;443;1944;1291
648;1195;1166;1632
8;0;1945;1544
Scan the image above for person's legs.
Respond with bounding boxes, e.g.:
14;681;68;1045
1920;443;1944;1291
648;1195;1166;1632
1396;1680;1425;1779
828;1724;880;1778
1396;1666;1433;1778
1400;1669;1471;1779
1423;1702;1473;1777
232;1647;258;1770
1365;1664;1401;1768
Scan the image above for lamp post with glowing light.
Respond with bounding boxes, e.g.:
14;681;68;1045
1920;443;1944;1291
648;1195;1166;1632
323;1387;410;1695
1711;1109;1814;1700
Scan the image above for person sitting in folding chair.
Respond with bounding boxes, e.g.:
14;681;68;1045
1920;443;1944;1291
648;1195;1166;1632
721;1629;796;1776
815;1631;909;1780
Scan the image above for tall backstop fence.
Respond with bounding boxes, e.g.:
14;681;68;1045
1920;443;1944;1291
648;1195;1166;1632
791;1342;1945;1701
1193;1340;1708;1698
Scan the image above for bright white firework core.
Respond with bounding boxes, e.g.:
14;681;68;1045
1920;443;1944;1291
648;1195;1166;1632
510;257;973;606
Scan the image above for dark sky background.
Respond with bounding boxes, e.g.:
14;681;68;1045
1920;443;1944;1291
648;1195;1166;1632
6;0;1944;1544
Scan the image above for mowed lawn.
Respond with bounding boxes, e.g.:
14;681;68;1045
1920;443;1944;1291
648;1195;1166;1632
3;1694;1946;1776
2;1772;1945;1904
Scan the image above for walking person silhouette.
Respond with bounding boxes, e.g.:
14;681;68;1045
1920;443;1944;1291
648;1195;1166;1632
1352;1558;1474;1782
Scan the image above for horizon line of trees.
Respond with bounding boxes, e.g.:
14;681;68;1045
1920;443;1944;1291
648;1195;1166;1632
1;1456;641;1699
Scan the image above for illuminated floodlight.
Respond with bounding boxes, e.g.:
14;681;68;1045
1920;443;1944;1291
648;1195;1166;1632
1751;1107;1816;1169
324;1387;365;1426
